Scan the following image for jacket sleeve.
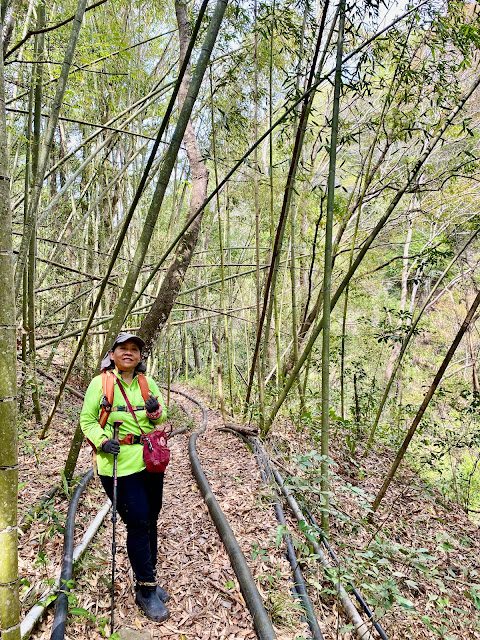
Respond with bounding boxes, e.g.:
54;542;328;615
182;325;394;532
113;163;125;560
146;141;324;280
80;376;111;449
146;377;167;424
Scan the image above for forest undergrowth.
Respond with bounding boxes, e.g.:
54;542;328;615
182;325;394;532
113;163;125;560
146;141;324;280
266;415;480;640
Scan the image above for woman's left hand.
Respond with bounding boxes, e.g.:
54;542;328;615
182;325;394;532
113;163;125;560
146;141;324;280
145;395;162;419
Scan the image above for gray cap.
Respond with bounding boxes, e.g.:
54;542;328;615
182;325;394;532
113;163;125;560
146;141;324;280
112;332;145;350
100;333;146;371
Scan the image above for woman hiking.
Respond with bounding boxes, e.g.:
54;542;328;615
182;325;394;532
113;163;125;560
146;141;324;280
80;332;170;622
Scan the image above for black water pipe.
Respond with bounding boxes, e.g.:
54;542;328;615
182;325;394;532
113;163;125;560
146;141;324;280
167;388;277;640
50;469;94;640
303;505;390;640
269;463;376;640
269;444;389;640
248;437;324;640
222;429;324;639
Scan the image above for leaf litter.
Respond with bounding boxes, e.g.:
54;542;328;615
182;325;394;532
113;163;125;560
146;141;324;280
20;374;480;640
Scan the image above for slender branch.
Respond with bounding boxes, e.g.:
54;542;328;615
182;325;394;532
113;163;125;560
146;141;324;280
320;0;346;535
6;107;156;140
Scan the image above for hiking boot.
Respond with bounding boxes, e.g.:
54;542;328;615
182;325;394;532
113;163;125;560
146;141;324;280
152;570;170;602
135;586;170;622
156;585;170;603
135;581;169;603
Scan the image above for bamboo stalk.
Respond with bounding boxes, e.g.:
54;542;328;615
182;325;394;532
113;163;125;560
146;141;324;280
26;3;45;424
20;78;32;415
320;0;346;535
0;12;20;637
244;0;331;412
262;0;276;395
253;0;265;429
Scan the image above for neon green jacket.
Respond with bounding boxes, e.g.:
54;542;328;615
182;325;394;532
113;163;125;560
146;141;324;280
80;371;167;477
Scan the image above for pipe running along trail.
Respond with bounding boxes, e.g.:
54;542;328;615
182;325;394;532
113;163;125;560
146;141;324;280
169;386;277;640
220;426;390;640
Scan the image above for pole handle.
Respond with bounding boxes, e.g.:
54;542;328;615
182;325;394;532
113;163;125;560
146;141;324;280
113;420;122;441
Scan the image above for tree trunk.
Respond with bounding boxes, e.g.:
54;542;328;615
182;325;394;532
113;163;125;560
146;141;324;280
102;0;226;356
138;0;210;355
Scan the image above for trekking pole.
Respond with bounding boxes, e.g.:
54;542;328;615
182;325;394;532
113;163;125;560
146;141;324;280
110;420;123;633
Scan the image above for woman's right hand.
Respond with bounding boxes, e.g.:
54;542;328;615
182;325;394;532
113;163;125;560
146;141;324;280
101;439;120;455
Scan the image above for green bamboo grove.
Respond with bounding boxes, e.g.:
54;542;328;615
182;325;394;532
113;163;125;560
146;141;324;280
2;0;480;634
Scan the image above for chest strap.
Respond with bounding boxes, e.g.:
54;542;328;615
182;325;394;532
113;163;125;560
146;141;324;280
111;405;145;413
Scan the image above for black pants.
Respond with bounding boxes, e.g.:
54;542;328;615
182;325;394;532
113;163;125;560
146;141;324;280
100;469;164;583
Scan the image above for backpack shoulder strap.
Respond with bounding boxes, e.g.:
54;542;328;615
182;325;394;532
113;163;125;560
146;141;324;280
137;374;151;403
98;370;116;428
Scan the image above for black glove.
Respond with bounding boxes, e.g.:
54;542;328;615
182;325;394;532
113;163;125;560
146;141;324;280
145;395;160;413
101;439;120;455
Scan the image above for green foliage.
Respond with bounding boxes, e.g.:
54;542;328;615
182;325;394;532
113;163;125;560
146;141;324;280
275;524;287;547
374;307;418;344
251;542;268;561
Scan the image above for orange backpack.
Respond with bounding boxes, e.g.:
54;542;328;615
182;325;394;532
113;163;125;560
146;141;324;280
98;370;151;428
